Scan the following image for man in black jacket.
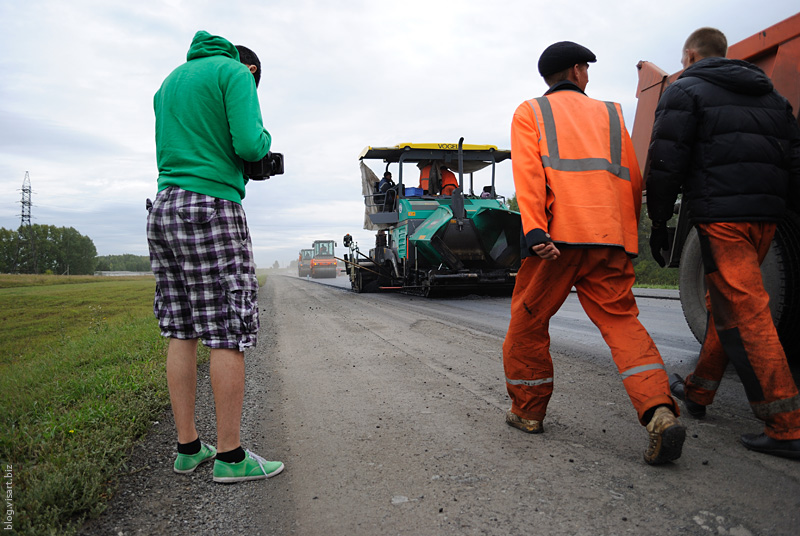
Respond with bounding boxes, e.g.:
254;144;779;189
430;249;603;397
646;27;800;459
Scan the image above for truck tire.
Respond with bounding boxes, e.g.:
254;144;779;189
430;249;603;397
678;212;800;362
678;230;706;344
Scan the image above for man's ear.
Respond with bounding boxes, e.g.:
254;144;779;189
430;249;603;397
565;63;583;83
248;65;257;74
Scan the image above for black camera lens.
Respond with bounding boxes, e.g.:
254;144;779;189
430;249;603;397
244;152;284;180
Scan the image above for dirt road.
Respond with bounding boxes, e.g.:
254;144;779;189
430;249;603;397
81;275;800;535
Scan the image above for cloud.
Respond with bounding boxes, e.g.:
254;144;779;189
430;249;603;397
0;109;125;160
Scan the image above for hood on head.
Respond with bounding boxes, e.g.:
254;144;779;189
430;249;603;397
186;30;239;62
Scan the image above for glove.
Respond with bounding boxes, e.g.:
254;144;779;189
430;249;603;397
649;222;670;268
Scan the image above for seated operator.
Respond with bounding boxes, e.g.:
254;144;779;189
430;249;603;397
377;171;396;211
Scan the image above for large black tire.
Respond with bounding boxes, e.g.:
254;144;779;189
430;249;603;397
678;230;706;344
678;212;800;361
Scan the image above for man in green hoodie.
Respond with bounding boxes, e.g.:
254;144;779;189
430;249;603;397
147;31;284;483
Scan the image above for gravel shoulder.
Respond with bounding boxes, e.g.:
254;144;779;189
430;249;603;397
80;275;800;536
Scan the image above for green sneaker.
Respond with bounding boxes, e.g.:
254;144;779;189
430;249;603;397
173;442;217;474
213;449;284;484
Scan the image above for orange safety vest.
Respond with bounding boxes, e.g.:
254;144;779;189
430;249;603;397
418;165;432;190
419;165;458;194
510;90;642;255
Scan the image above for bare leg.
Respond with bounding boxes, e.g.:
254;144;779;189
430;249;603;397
166;338;199;444
210;348;245;452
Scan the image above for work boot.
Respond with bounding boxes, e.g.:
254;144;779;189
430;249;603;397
505;410;543;434
740;433;800;459
669;373;707;419
644;406;686;465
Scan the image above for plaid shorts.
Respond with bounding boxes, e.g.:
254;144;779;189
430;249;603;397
146;187;259;351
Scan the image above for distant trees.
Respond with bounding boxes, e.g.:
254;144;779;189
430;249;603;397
0;225;97;275
0;228;18;273
507;194;519;212
95;254;151;272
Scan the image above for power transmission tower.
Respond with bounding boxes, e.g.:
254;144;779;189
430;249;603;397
20;171;32;228
15;171;37;273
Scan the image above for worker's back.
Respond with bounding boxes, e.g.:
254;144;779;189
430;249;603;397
512;88;642;255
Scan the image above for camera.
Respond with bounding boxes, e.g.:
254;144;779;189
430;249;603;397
244;152;284;180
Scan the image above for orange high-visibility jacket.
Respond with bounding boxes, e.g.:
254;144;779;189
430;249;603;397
511;86;642;256
419;165;458;194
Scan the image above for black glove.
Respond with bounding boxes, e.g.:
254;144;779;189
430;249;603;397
649;222;669;268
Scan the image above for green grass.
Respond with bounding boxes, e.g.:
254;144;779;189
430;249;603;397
633;283;678;290
0;274;149;289
0;275;178;535
0;275;157;366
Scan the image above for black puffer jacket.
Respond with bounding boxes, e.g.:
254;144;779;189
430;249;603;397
646;57;800;224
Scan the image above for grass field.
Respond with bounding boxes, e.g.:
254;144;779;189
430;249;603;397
0;274;183;535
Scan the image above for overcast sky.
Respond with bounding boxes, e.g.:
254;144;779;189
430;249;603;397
1;0;798;268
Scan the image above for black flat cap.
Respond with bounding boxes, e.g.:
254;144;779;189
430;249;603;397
538;41;597;77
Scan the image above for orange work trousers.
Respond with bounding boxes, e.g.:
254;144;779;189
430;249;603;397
502;248;676;425
685;222;800;440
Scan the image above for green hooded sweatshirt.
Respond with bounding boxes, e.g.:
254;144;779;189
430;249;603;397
154;31;271;203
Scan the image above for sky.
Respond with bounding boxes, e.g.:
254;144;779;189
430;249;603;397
1;0;798;269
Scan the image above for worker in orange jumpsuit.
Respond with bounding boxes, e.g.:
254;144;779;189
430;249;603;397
419;163;458;195
504;41;685;465
647;28;800;458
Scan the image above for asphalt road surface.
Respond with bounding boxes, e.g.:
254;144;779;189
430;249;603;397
81;273;800;536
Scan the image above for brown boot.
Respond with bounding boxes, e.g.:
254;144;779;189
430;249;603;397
644;406;686;465
505;410;543;434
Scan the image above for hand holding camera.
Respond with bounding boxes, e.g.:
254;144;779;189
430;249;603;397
244;151;285;180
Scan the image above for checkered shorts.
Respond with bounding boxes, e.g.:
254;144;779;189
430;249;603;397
146;187;260;351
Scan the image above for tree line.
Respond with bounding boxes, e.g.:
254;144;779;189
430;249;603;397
0;226;152;275
94;254;151;272
1;225;98;275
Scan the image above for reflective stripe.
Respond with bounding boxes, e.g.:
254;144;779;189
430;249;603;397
751;394;800;420
529;97;630;181
533;98;560;160
604;102;622;171
688;375;721;391
620;363;665;380
506;376;554;387
526;100;544;144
